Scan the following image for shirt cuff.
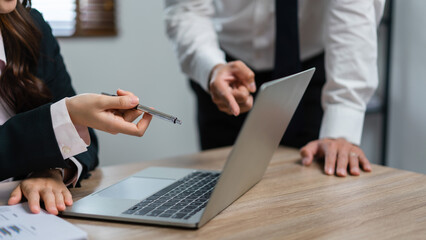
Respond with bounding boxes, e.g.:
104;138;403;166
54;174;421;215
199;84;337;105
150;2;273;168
319;104;365;145
51;98;88;159
192;46;227;92
64;157;83;188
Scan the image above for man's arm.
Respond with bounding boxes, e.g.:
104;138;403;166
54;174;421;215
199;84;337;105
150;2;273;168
301;0;386;176
164;0;255;115
164;0;226;90
321;0;385;145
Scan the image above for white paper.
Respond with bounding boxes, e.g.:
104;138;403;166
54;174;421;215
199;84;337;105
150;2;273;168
0;203;87;240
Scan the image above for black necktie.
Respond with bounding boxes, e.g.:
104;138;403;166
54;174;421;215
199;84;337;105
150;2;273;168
272;0;301;79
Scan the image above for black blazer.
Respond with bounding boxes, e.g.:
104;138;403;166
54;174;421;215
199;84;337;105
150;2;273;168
0;9;99;182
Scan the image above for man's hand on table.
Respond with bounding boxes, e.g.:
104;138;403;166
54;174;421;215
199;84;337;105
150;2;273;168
300;138;372;177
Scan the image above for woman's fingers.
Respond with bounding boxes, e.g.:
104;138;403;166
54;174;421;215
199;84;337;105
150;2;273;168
123;109;143;122
25;189;41;214
100;95;139;110
135;113;153;137
54;191;66;212
67;90;155;137
116;89;136;97
40;189;58;215
10;170;74;215
63;189;73;206
8;185;23;205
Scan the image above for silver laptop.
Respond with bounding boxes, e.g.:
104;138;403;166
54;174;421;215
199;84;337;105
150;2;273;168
62;68;315;228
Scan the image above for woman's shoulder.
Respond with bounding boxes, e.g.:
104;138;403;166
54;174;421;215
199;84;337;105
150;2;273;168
28;8;52;35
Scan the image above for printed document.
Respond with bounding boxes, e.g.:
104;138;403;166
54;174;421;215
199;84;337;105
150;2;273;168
0;203;87;240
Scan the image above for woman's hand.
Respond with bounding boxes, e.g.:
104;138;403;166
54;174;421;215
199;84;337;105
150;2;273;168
66;89;153;137
8;169;73;215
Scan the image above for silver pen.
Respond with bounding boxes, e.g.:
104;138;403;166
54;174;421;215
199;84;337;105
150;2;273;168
101;92;182;125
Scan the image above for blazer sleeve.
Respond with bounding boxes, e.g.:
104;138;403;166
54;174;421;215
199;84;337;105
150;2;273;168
0;103;67;180
32;9;99;183
0;9;99;181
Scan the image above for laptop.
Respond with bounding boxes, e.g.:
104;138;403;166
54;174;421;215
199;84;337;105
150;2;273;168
62;68;315;228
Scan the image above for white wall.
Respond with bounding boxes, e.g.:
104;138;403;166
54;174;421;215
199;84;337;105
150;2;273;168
58;1;199;166
387;1;426;173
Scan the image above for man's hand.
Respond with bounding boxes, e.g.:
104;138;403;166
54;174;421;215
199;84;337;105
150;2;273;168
209;61;256;116
300;138;372;177
8;169;73;215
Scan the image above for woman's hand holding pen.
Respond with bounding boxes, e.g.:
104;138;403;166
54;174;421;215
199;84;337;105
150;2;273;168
66;89;152;137
8;89;151;215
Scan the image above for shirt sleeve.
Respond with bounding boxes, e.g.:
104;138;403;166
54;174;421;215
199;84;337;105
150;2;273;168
50;98;89;187
320;0;385;145
65;157;83;188
164;0;227;91
50;98;89;159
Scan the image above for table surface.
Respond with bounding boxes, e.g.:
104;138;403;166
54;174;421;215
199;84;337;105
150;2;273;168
65;146;426;240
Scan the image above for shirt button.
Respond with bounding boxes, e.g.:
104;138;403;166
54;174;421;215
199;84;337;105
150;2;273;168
62;146;71;154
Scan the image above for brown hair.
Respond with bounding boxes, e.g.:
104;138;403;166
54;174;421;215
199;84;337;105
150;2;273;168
0;0;51;114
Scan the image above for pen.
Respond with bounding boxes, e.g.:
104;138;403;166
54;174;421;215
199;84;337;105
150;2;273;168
101;92;182;125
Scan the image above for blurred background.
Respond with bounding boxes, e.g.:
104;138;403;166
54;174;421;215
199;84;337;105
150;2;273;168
33;0;426;174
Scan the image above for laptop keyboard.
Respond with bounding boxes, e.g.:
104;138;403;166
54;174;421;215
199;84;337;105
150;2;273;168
122;171;220;220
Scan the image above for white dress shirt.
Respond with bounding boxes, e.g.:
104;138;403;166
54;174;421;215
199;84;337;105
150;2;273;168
0;32;86;186
164;0;385;145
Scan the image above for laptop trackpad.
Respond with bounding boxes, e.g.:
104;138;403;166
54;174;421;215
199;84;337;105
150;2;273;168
96;177;175;200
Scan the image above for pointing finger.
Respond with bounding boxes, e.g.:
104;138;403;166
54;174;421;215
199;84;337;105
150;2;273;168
229;61;256;92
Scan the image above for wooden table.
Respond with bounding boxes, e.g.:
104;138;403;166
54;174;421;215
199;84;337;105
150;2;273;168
66;147;426;239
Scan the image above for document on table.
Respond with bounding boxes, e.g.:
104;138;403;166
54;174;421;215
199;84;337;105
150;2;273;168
0;203;87;240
